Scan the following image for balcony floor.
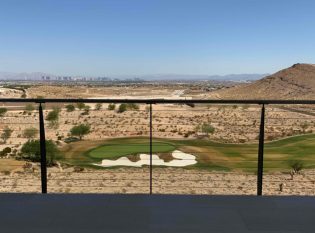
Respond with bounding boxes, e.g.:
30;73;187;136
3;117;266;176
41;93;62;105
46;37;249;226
0;194;314;233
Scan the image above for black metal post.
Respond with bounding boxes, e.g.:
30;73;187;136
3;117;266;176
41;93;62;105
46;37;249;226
39;103;47;194
257;104;265;196
149;103;153;195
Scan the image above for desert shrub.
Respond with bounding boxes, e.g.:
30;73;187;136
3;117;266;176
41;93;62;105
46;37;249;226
0;108;7;117
20;140;61;166
65;104;75;112
46;109;59;128
76;102;86;110
289;161;304;174
23;127;38;140
0;147;11;157
46;108;60;121
95;103;102;110
126;103;139;110
108;103;116;110
1;126;12;143
81;105;91;115
117;103;140;113
25;104;35;112
117;104;127;113
195;123;215;136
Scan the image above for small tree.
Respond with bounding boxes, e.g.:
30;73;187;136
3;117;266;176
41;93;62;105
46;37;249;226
1;126;12;143
201;123;215;136
95;103;102;110
0;108;7;117
25;104;35;112
46;108;60;128
70;124;91;140
290;161;304;174
195;123;215;137
20;140;60;166
108;103;116;110
117;104;127;113
23;127;38;140
65;104;75;112
77;102;86;110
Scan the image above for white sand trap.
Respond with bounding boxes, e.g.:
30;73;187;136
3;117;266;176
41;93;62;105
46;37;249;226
94;150;197;167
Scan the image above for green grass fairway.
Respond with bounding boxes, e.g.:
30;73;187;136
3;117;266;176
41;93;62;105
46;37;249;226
61;134;315;172
88;142;175;159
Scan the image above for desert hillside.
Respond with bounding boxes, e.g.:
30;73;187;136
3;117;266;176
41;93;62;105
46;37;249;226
208;64;315;99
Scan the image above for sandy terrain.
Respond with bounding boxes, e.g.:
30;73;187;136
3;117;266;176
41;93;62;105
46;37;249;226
0;162;314;195
1;84;315;195
0;103;314;154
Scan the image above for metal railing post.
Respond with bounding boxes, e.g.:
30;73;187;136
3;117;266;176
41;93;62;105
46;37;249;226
149;103;153;195
257;104;265;196
39;103;47;194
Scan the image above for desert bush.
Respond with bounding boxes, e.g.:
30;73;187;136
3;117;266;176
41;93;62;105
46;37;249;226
289;161;304;174
196;123;215;136
76;102;86;110
65;104;75;112
46;108;60;128
81;105;91;115
117;104;127;113
127;103;139;110
23;127;38;140
95;103;102;110
0;147;11;157
1;126;12;143
0;108;7;117
25;104;35;112
108;103;116;110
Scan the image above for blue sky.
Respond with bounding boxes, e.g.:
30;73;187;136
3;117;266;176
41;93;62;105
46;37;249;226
1;0;315;76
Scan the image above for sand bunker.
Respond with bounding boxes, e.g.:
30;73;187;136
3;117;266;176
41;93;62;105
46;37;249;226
94;150;197;167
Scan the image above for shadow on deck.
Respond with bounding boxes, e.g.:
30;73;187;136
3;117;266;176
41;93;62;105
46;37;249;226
0;194;314;233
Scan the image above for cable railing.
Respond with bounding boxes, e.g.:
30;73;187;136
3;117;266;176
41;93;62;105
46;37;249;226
0;98;315;195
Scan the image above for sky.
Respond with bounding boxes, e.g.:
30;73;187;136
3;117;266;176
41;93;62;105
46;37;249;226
1;0;315;77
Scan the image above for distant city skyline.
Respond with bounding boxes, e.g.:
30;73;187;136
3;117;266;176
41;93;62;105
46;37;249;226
1;0;315;76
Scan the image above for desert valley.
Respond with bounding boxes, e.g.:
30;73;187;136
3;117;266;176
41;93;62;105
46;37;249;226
1;63;315;195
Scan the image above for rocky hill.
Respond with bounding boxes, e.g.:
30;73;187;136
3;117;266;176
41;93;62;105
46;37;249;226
208;64;315;99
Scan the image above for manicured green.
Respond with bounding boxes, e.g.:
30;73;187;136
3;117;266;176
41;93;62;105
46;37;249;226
61;134;315;172
88;142;176;159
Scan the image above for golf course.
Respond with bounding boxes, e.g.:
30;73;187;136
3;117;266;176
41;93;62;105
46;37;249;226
61;134;315;172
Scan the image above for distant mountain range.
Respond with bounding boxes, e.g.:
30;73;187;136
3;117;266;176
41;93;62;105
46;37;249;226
208;63;315;99
0;71;268;81
113;74;269;81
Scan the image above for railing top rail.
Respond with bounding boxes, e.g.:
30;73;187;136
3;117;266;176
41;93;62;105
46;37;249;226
1;98;315;105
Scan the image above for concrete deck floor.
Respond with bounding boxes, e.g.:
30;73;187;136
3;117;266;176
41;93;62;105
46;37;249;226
0;194;314;233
